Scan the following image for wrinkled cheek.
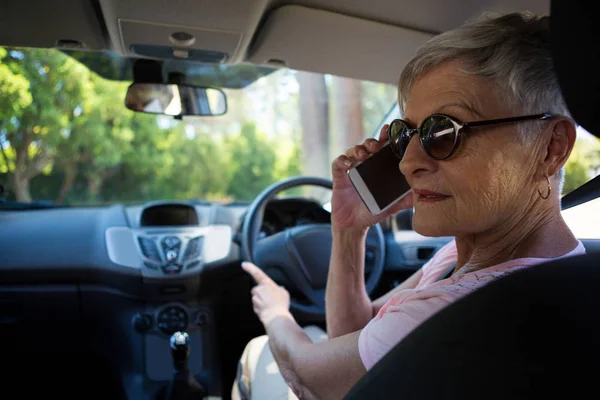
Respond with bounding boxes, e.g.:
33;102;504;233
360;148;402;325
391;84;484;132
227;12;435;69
449;189;491;233
459;185;505;232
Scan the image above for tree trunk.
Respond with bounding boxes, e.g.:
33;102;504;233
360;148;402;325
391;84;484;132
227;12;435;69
10;171;32;202
331;76;364;157
87;174;102;202
55;164;77;204
9;131;52;202
297;71;329;179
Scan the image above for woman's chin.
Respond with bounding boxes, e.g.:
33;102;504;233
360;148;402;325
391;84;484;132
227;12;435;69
413;218;453;237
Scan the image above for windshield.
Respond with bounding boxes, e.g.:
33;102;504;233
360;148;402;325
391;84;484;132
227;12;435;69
3;47;600;208
0;47;397;205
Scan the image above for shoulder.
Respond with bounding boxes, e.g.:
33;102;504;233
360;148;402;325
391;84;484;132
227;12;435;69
359;288;453;370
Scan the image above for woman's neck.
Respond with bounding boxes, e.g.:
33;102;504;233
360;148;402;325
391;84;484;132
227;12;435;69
454;201;578;275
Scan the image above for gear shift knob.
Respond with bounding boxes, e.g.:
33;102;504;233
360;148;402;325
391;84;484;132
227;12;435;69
158;331;206;400
170;331;190;372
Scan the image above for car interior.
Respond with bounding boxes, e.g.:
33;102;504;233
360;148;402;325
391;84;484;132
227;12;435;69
0;0;598;399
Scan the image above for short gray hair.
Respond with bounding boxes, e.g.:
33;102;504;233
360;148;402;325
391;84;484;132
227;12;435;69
398;12;571;185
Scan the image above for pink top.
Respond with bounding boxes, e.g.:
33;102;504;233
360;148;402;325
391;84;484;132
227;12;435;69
358;239;586;370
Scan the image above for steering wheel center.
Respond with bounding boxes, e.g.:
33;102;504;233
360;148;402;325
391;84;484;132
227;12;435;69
284;224;333;289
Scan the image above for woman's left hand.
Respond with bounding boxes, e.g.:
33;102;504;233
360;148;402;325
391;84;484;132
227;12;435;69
242;261;292;326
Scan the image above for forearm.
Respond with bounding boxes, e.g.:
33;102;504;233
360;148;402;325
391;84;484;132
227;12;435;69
265;314;365;400
325;230;373;338
265;314;319;400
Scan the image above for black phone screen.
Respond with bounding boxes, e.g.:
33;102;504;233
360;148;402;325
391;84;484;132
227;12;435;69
354;143;411;210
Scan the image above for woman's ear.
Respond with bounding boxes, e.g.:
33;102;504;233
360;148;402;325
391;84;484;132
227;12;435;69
541;117;576;177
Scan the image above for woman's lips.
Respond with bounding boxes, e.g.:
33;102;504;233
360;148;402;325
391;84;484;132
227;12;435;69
413;189;451;203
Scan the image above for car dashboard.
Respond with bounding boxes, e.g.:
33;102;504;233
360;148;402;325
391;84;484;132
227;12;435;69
0;197;332;399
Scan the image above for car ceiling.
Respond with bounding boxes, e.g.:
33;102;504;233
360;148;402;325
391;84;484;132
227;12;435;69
0;0;549;84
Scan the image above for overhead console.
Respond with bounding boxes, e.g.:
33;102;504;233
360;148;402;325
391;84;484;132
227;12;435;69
118;19;239;64
106;203;231;278
97;0;272;63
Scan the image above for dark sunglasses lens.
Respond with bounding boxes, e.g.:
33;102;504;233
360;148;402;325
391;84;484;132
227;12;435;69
388;120;410;159
421;116;457;159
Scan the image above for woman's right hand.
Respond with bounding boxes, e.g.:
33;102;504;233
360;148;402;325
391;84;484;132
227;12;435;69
330;124;414;235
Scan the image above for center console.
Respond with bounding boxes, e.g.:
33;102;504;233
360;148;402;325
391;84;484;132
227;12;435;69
103;203;232;395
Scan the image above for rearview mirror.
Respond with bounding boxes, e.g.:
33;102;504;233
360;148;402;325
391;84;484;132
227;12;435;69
125;83;227;117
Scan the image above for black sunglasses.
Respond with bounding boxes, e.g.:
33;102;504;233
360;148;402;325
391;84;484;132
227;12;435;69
388;113;553;160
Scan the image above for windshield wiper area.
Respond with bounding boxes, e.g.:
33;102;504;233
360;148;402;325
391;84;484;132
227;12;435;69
0;200;68;210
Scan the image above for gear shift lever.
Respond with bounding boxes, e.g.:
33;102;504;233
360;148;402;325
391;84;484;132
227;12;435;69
157;331;206;400
171;331;191;371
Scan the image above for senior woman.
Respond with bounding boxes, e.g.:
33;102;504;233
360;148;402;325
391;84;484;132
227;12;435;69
233;11;586;400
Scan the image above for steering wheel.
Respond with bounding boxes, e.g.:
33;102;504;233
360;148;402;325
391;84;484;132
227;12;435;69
242;176;386;318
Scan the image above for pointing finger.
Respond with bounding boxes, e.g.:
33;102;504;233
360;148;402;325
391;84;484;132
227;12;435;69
242;261;271;285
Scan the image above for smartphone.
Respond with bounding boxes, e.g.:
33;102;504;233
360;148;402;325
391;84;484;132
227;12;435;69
347;141;411;215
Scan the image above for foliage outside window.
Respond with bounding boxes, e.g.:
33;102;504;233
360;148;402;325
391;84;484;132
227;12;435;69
0;47;397;205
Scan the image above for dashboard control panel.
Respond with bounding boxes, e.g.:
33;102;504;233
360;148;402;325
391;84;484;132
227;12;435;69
105;225;232;277
131;304;212;336
137;234;203;275
156;305;188;334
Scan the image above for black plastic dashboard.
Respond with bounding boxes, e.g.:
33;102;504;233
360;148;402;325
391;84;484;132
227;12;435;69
0;198;336;399
0;198;333;285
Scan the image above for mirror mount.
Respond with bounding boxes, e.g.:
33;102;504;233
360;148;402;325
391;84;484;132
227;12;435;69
168;72;186;86
132;59;164;84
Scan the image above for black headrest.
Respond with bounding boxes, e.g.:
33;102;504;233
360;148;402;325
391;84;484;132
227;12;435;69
551;0;599;136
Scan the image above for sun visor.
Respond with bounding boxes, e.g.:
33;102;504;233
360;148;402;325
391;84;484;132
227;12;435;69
119;19;242;64
0;0;107;50
248;6;433;85
550;0;599;137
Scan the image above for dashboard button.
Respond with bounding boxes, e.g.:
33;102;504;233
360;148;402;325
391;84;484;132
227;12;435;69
183;236;203;261
165;249;179;262
194;310;210;326
186;260;201;270
132;313;153;332
138;237;161;262
162;236;181;249
162;263;182;275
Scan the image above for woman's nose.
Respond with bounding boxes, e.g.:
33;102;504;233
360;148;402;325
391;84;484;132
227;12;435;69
399;134;438;178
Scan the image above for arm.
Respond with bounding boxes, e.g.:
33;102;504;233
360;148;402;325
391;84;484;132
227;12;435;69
266;314;365;400
325;228;423;338
325;128;416;338
243;261;366;399
325;230;371;338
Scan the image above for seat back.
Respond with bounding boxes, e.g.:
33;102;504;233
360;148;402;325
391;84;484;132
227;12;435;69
580;239;600;253
345;253;600;399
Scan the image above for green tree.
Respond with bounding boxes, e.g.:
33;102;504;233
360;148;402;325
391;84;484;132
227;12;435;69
55;76;134;203
226;122;277;201
360;81;398;136
97;113;179;204
0;47;92;201
0;47;32;183
160;125;232;201
563;144;591;195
